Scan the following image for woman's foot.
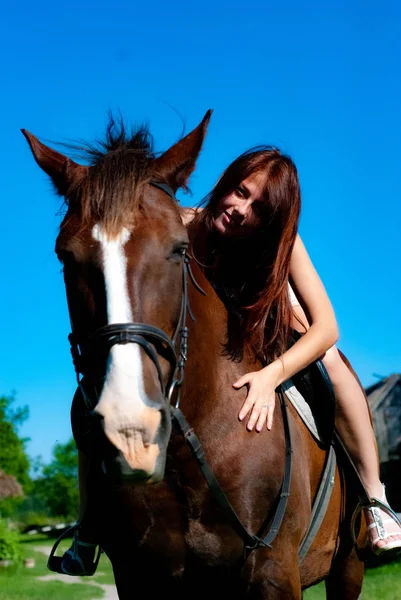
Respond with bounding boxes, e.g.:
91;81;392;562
60;529;100;576
365;486;401;555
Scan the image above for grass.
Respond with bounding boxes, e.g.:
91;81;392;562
0;534;116;599
304;556;401;599
1;534;401;598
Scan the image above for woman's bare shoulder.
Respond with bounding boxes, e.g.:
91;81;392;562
180;206;203;226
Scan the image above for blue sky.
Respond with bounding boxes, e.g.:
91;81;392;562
1;0;400;465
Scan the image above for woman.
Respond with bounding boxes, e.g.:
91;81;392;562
186;146;401;552
60;146;401;575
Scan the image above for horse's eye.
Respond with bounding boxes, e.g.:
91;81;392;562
168;243;188;262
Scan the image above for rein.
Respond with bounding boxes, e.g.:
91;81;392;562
67;180;293;558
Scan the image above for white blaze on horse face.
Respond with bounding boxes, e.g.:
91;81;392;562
91;224;161;473
92;225;132;323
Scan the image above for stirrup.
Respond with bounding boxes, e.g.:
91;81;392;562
351;497;401;556
365;498;401;556
47;523;102;576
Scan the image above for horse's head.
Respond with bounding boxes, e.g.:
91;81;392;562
23;111;211;483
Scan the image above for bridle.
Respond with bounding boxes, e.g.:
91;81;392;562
67;180;205;410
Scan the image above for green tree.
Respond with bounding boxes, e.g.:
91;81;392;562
31;438;79;518
0;394;30;489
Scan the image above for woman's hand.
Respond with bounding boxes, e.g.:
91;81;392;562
233;363;282;432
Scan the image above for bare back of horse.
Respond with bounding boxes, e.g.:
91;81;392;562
23;113;364;599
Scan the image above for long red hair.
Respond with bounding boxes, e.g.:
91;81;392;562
190;146;301;363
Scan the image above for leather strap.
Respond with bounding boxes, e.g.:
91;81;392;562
333;432;371;507
261;390;292;548
172;387;293;556
172;406;263;551
148;181;176;200
298;444;336;562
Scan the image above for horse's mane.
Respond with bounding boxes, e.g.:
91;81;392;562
62;115;157;234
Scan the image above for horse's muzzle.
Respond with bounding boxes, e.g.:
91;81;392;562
91;404;172;483
100;453;167;484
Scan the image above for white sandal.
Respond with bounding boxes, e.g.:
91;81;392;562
365;486;401;556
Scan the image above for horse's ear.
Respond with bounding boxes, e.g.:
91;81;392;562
21;129;87;195
154;110;212;192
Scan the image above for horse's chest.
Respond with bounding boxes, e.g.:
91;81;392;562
185;518;240;566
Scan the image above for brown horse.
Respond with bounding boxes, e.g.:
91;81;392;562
23;113;365;599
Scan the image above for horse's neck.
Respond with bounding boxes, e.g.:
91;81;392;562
186;260;227;366
182;261;255;428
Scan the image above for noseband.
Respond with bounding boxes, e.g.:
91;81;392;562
68;180;204;409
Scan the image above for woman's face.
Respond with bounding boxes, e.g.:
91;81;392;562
213;171;266;238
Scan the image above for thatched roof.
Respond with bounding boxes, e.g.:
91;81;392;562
0;469;23;500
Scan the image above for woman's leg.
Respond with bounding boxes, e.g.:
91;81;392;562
292;305;401;552
322;347;401;550
321;347;380;497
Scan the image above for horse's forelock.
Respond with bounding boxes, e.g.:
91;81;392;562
62;117;159;235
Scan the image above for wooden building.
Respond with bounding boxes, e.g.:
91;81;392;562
366;374;401;510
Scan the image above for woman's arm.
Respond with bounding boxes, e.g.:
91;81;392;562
273;234;339;383
234;234;339;431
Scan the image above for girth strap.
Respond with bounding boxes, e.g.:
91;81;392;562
172;388;293;556
298;444;336;562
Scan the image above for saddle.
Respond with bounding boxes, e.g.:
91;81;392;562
288;359;336;446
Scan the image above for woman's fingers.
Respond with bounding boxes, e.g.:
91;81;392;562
239;395;254;421
242;399;275;432
248;402;274;432
235;373;275;430
256;404;270;432
233;373;253;389
266;403;275;431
